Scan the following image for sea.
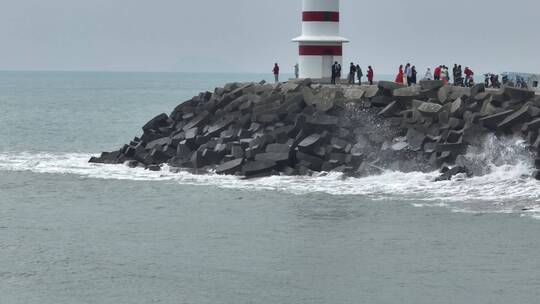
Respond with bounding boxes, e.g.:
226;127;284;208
0;71;539;304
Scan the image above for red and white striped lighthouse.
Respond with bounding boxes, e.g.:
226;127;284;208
292;0;349;79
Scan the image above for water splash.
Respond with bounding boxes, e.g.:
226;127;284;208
0;136;539;219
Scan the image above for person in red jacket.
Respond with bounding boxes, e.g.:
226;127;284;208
434;65;442;80
395;65;405;84
464;67;474;87
367;66;374;85
273;63;280;83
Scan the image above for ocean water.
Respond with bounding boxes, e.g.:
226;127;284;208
1;71;539;304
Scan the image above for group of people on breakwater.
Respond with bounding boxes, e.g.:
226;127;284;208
397;63;476;87
273;62;475;88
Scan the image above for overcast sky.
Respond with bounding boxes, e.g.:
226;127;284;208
1;0;538;74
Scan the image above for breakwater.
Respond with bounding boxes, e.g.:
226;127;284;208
90;79;540;181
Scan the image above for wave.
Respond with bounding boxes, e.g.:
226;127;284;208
1;145;539;219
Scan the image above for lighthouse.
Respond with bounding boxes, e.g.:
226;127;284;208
292;0;349;80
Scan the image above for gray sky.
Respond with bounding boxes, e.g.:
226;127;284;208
1;0;538;74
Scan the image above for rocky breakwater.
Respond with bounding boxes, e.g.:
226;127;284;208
90;79;540;181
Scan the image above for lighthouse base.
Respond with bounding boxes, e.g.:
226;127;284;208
299;55;343;79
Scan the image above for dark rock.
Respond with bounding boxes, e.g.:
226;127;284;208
479;110;515;129
143;113;169;132
206;117;235;137
450;97;465;117
526;118;540;131
255;152;290;166
216;158;244;175
242;160;277;177
497;105;531;130
306;114;339;127
266;143;292;154
406;128;427;151
296;151;324;171
298;134;322;152
183;111;211;131
503;86;535;102
147;165;161;171
435;166;471;181
370;95;393;107
378;100;400;117
330;137;351;152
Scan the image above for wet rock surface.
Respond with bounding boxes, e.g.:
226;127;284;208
90;80;540;180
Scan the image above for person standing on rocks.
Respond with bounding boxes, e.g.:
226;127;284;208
464;67;474;87
424;68;433;80
348;63;357;84
411;66;417;85
337;63;342;81
331;62;338;84
294;64;299;79
273;63;280;83
441;66;450;84
405;63;412;86
367;66;374;85
455;65;463;86
434;65;442;80
356;64;363;84
395;65;405;84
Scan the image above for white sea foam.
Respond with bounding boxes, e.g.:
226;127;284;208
1;147;540;218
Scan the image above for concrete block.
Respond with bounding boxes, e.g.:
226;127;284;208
296;151;324;171
255;152;290;166
418;102;444;118
216;158;244;175
242;160;277;177
497;106;531;130
298;134;322;152
182;111;211;131
478;110;514;129
503;86;535;102
143;113;169;131
420;80;444;90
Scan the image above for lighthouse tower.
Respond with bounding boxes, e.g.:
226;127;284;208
292;0;349;80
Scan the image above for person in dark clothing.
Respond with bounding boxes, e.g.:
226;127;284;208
367;66;374;85
452;64;458;83
273;63;280;83
331;62;338;84
348;63;357;84
356;64;363;84
411;66;417;85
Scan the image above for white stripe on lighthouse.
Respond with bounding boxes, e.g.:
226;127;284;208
302;22;340;37
302;0;339;12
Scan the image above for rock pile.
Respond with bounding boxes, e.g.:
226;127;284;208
90;79;540;180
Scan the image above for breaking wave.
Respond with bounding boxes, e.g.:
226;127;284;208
1;134;539;219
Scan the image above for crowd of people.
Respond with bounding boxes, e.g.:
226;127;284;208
272;62;476;88
414;64;476;87
394;63;418;86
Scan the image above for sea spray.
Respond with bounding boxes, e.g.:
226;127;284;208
2;145;540;218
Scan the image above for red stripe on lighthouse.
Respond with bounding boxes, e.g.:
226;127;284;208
302;11;339;22
299;45;342;56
